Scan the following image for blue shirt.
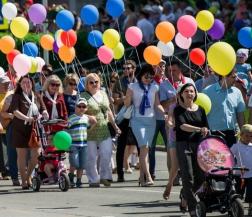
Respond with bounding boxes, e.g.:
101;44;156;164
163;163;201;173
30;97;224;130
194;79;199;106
202;82;246;131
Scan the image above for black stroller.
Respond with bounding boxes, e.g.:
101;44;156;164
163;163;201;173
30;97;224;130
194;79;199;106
195;136;248;217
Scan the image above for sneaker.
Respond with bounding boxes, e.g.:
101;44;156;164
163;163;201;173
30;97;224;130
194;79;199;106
100;179;111;187
68;173;75;187
76;179;82;188
89;183;100;188
12;179;21;186
125;168;133;174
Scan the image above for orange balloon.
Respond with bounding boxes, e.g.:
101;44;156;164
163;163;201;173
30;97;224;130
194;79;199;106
143;46;162;65
155;21;175;43
0;36;15;54
40;34;54;51
58;46;75;63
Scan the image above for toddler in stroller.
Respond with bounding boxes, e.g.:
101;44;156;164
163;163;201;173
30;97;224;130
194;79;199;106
195;135;248;217
32;119;70;192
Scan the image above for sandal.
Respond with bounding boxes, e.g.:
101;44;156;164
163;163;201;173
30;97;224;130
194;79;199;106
163;184;172;200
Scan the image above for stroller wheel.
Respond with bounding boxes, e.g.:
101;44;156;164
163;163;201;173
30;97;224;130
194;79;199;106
228;198;244;217
195;201;206;217
59;173;70;192
32;177;41;192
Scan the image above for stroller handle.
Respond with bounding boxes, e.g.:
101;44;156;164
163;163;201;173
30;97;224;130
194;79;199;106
210;166;249;173
40;119;66;125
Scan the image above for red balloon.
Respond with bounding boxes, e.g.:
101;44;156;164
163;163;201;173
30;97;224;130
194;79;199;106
7;49;21;65
189;48;205;66
61;30;77;47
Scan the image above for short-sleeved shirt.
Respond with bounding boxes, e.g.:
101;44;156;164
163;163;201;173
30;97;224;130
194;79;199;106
174;105;208;143
195;75;218;92
68;114;89;147
81;91;110;141
202;82;246;131
129;82;158;118
236;63;252;80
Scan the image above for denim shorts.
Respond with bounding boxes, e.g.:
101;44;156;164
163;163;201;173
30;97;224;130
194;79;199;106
69;146;87;169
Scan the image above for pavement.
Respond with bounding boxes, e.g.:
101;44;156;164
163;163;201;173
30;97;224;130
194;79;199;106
0;151;250;217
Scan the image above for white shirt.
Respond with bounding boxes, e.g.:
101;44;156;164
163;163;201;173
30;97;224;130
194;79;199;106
137;18;154;43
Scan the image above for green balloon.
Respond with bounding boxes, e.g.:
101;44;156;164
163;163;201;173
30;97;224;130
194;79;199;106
53;131;72;150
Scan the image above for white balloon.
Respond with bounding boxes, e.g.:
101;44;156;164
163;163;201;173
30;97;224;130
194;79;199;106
35;57;45;72
157;41;174;57
2;3;17;20
175;33;192;50
13;54;31;77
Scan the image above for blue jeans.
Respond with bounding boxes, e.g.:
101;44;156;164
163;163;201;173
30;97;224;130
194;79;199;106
6;124;18;180
69;146;87;170
149;120;167;176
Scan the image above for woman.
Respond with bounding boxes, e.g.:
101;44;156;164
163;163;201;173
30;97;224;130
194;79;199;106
42;75;68;133
81;73;120;187
63;73;79;116
173;83;208;217
8;75;48;189
124;64;167;186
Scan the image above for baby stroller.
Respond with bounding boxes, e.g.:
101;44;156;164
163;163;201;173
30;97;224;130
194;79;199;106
31;119;70;192
195;136;248;217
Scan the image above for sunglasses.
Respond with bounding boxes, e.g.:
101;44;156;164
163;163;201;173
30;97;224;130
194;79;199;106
89;80;99;85
69;82;77;86
50;83;60;87
77;105;86;109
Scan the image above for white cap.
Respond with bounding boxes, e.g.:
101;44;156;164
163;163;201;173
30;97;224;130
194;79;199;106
236;48;249;59
76;98;87;106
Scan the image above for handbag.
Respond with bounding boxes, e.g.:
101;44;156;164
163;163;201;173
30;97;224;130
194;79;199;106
115;105;133;124
28;121;40;148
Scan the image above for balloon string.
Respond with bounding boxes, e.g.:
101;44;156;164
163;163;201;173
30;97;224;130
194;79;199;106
187;49;191;79
106;64;116;116
168;56;174;85
135;47;142;69
116;19;127;65
73;57;84;93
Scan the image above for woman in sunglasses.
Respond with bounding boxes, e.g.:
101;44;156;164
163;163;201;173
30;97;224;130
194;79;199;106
42;75;68;133
63;73;79;116
81;73;121;187
124;64;167;186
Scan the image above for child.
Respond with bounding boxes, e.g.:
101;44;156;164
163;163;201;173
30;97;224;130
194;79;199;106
68;98;97;187
231;124;252;216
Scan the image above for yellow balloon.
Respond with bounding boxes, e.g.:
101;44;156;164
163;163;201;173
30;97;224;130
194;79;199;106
113;42;124;60
195;93;212;115
10;17;29;39
103;29;120;49
30;58;38;73
207;42;236;76
196;10;214;31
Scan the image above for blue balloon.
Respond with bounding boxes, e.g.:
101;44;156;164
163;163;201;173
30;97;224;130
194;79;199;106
80;5;99;25
78;77;85;92
56;10;74;31
106;0;125;18
88;30;103;48
238;27;252;48
23;42;38;57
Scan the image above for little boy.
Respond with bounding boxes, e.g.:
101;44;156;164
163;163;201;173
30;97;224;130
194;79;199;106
68;98;96;187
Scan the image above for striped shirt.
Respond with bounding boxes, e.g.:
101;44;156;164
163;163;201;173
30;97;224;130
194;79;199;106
68;114;89;147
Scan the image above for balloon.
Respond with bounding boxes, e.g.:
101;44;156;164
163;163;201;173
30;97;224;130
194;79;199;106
1;2;17;20
238;27;252;48
53;41;59;53
97;46;113;64
175;33;192;50
155;21;175;43
53;131;72;150
143;46;162;65
10;17;29;39
195;93;212;115
177;15;197;38
55;10;74;31
88;30;103;48
157;41;174;57
40;34;54;51
35;57;45;72
189;48;205;66
61;30;77;47
23;42;38;57
113;42;124;60
207;19;225;40
106;0;125;18
80;5;99;25
196;10;214;31
55;29;63;47
103;29;120;49
28;3;47;25
13;54;31;77
0;36;15;54
58;46;75;63
30;58;38;73
207;42;236;76
125;26;142;47
7;49;20;65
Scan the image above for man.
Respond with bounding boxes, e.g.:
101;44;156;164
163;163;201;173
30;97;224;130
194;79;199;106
149;59;168;180
113;60;137;182
203;68;245;148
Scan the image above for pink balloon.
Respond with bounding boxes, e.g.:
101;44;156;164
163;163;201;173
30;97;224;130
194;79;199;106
13;54;31;77
35;56;45;72
97;45;113;64
177;15;197;38
125;26;143;47
175;33;192;49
